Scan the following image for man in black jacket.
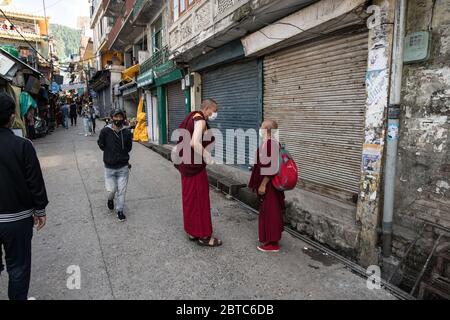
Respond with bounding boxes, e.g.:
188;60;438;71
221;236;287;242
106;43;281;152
0;93;48;300
97;109;132;222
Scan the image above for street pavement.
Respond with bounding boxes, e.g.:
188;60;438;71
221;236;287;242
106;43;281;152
0;122;396;300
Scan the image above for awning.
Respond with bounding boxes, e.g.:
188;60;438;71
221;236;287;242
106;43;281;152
122;64;139;82
118;81;137;92
118;81;138;97
123;86;138;97
0;48;42;81
90;70;110;92
241;0;366;57
137;69;154;88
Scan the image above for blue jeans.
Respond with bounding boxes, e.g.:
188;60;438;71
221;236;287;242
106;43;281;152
63;115;69;129
83;118;92;135
105;166;130;212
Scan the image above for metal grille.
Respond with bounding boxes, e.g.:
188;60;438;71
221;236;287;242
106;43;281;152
167;82;186;144
202;60;262;168
264;31;369;194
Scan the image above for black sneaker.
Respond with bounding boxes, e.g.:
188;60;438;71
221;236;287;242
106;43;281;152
107;200;114;211
117;211;126;222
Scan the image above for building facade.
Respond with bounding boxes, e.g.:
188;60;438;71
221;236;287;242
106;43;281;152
0;10;53;78
89;0;450;298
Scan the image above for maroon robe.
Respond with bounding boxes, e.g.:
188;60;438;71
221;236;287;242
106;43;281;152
249;139;285;244
175;112;214;238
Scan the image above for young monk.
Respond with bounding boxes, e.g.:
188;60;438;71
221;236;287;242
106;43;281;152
174;99;222;247
249;120;285;253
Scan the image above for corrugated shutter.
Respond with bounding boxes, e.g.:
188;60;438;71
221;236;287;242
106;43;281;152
167;81;186;143
202;60;262;167
104;86;112;117
264;31;368;195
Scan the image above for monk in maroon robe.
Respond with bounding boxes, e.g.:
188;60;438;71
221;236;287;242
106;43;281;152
174;99;222;247
249;120;285;252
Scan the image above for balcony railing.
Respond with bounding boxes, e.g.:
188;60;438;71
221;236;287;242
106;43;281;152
106;0;136;50
132;0;146;20
140;46;169;74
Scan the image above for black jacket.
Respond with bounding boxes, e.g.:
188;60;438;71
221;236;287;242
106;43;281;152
97;125;133;169
0;128;49;223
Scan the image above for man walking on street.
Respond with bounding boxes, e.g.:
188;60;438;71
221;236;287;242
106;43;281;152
69;100;78;127
97;109;132;222
61;101;70;130
0;93;48;300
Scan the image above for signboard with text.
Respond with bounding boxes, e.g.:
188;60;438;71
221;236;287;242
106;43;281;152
60;82;86;91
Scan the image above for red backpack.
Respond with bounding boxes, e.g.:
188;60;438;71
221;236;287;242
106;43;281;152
272;145;299;191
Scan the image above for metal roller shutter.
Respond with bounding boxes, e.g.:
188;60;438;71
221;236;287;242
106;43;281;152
264;30;368;196
167;81;186;143
202;60;262;167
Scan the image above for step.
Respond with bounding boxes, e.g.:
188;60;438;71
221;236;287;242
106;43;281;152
237;187;260;211
217;178;246;197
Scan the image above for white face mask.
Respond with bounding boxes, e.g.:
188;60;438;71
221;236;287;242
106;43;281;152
209;112;218;121
259;128;264;138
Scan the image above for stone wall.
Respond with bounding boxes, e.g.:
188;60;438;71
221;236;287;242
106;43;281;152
392;0;450;278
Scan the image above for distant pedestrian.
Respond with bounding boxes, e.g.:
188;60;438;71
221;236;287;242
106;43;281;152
69;102;78;126
77;99;82;116
60;103;70;130
97;109;132;222
81;104;92;137
89;104;98;134
0;93;48;300
249;120;285;253
25;108;36;140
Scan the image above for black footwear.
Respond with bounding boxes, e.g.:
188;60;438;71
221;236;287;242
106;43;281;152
107;200;114;211
117;211;126;222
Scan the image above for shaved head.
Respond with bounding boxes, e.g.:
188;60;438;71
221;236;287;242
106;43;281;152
262;119;278;130
201;99;218;112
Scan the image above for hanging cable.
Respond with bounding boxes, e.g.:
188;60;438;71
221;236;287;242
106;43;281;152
0;8;51;63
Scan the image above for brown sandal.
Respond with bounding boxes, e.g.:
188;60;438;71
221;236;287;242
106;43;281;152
197;237;222;247
188;235;199;241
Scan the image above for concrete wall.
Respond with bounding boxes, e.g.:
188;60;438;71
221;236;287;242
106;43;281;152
392;0;450;261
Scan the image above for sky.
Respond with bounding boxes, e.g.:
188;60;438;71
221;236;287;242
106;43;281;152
1;0;91;29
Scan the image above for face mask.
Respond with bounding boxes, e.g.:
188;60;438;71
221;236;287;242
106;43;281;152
209;112;218;121
113;120;124;127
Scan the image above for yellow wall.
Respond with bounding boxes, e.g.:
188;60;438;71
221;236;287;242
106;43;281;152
102;51;124;67
37;19;49;36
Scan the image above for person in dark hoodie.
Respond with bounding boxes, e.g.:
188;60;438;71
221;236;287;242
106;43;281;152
0;93;48;300
97;109;132;222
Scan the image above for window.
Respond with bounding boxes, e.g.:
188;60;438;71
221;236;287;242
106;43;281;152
173;0;197;21
173;0;179;21
152;16;163;53
180;0;185;13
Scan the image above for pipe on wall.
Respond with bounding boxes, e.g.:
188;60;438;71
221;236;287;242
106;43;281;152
382;0;407;258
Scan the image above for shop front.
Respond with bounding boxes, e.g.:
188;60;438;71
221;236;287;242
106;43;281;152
263;28;369;202
190;40;262;169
